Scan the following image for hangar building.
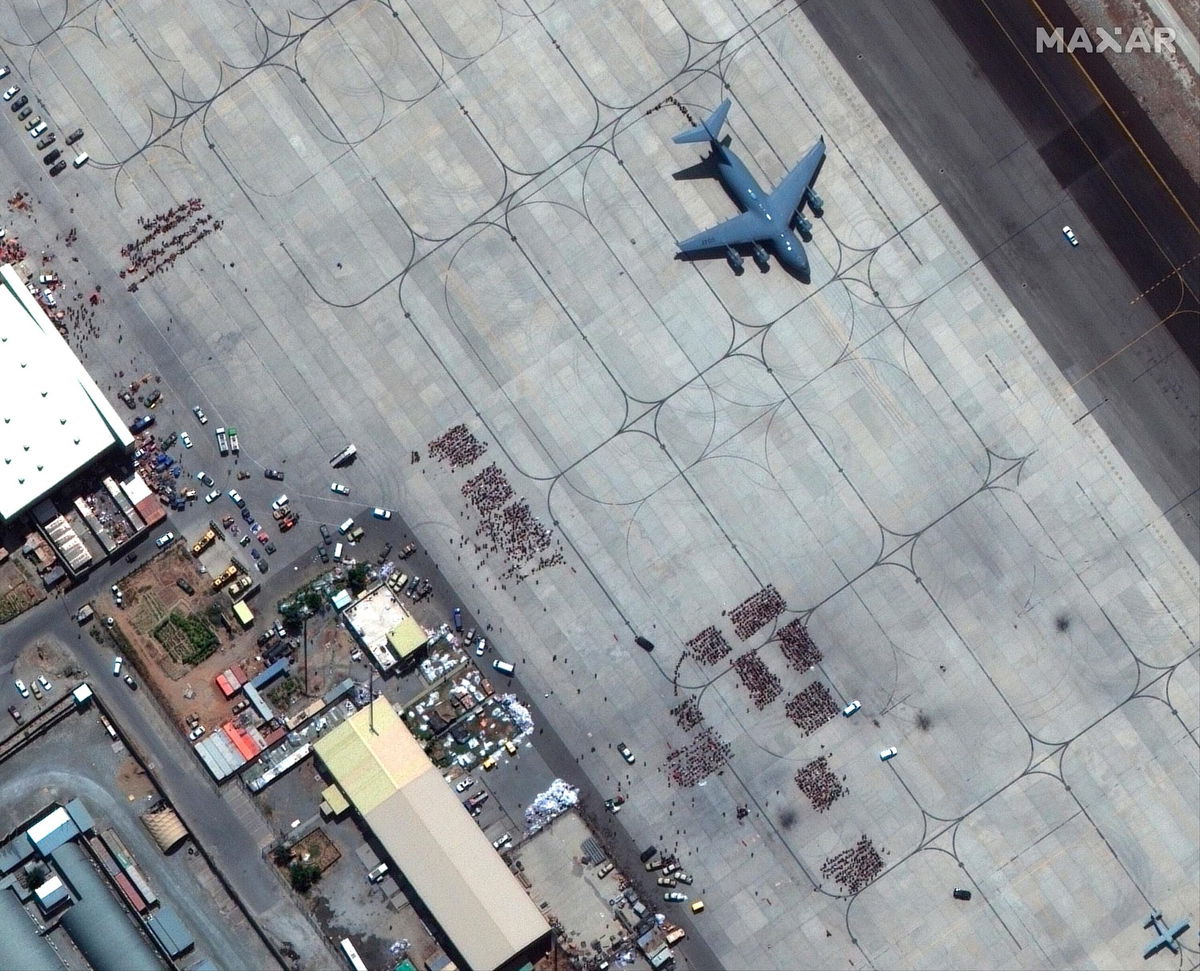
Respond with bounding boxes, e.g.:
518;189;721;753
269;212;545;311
0;264;133;523
314;699;549;971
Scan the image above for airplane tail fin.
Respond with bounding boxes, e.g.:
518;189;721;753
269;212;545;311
673;100;731;144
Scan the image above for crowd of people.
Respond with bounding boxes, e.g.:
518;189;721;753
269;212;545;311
461;463;513;515
665;725;732;788
733;649;783;710
119;199;222;290
0;230;27;265
778;618;823;673
429;423;488;469
795;756;845;813
671;695;705;732
485;499;560;578
63;293;102;344
686;625;731;665
820;835;885;895
729;584;786;640
457;456;564;581
785;681;838;736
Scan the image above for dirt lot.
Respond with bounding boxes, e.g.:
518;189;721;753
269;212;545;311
102;542;363;739
0;556;46;623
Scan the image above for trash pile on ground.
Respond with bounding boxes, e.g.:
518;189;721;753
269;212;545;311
496;693;533;738
523;778;578;835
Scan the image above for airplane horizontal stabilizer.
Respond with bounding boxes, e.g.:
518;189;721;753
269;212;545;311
673;99;731;144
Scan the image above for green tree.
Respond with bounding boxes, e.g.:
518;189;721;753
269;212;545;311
289;861;321;894
348;564;370;592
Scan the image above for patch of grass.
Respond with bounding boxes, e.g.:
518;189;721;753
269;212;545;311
154;612;218;666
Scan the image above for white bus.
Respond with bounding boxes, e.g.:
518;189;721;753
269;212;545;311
339;938;368;971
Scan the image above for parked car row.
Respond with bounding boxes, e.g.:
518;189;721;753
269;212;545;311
2;69;86;175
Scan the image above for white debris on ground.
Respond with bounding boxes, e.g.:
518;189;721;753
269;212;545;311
497;693;533;738
524;778;578;834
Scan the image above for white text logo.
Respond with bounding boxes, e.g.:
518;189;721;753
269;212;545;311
1036;26;1176;54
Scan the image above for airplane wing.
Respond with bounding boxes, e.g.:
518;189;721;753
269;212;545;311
766;138;825;222
677;209;771;253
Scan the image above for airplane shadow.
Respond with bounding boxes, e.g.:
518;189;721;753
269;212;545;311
674;246;811;284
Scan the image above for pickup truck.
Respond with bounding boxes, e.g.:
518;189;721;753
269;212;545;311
215;427;229;455
130;414;155;434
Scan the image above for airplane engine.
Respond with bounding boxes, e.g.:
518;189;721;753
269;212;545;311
725;246;744;274
804;188;824;217
793;213;813;237
751;243;770;272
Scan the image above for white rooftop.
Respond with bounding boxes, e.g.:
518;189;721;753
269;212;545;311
0;264;132;521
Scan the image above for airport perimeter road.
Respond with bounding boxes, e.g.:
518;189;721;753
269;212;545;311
806;0;1200;556
0;590;336;970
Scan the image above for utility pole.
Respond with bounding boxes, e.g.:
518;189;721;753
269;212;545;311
369;665;377;735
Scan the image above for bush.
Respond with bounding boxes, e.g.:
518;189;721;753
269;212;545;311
289;861;321;894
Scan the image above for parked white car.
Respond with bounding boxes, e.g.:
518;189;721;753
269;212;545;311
156;531;175;548
330;482;350;495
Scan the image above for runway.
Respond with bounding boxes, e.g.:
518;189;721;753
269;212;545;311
806;0;1200;557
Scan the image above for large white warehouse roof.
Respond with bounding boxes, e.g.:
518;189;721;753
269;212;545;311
0;264;132;521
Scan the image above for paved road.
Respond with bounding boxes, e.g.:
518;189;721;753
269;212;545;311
806;0;1199;557
0;580;336;969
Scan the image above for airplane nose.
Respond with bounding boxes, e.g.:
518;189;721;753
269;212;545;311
777;241;810;281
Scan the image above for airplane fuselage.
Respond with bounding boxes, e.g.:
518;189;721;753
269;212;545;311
712;143;809;277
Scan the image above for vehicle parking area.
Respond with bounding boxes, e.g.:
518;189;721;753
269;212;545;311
514;809;650;968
